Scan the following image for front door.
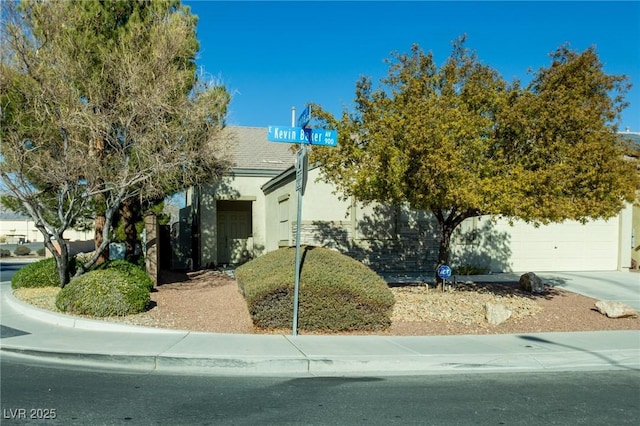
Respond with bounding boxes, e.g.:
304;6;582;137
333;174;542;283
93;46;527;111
217;210;251;265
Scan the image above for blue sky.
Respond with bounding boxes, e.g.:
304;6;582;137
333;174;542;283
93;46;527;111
184;1;640;132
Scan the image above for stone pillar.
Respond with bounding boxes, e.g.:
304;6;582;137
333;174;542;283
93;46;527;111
144;212;159;285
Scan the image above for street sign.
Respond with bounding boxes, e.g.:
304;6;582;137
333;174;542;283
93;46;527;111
307;129;337;147
297;105;310;128
267;126;308;144
437;265;452;279
267;126;338;147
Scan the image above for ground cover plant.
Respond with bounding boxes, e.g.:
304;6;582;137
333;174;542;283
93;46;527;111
236;246;395;332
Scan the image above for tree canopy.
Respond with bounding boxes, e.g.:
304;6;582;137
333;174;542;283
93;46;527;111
310;37;639;276
1;0;232;286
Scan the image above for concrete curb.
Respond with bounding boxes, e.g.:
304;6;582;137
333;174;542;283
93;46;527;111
4;287;183;334
2;278;639;377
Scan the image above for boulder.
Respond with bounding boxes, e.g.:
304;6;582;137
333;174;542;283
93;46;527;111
519;272;545;293
594;301;638;318
485;302;512;325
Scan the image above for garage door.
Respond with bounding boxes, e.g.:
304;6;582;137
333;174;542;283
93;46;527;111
494;218;619;272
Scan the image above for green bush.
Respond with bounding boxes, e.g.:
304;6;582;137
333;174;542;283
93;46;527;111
236;247;395;332
452;264;490;275
0;248;10;257
36;247;46;257
55;269;150;317
14;245;31;256
97;260;154;291
11;257;60;289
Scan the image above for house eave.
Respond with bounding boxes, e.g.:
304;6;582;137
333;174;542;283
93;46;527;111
230;167;288;178
261;166;296;194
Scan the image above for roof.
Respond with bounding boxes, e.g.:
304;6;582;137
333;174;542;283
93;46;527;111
224;126;296;175
619;131;640;151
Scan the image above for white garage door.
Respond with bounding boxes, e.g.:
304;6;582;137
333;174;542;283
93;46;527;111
495;218;619;272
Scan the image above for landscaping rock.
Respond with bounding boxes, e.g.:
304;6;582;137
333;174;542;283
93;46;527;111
519;272;545;293
594;301;638;318
484;302;512;325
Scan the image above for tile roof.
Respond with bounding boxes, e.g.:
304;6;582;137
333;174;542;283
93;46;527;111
619;132;640;151
223;126;296;173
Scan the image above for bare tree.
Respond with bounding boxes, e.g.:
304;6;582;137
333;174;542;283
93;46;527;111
1;0;232;286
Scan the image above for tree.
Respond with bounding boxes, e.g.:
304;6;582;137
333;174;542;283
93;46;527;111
310;37;639;280
1;0;232;286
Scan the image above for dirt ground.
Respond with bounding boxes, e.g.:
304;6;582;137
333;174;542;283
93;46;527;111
58;268;639;336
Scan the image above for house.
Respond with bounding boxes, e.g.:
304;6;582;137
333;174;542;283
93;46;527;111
0;205;92;244
173;126;638;273
171;126;296;269
619;130;640;269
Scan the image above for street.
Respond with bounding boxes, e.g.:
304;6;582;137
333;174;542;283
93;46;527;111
0;260;31;283
1;356;639;425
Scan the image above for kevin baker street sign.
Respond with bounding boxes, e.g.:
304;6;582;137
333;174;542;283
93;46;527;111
267;126;338;147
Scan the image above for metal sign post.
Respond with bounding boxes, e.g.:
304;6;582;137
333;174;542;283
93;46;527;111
292;144;308;336
437;265;452;293
267;106;337;336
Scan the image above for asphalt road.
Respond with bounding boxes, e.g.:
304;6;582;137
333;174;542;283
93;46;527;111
0;261;29;283
1;356;639;425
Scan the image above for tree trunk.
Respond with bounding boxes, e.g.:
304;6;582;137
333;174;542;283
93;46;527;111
94;214;108;265
435;220;454;287
120;198;139;263
432;208;479;287
44;235;71;288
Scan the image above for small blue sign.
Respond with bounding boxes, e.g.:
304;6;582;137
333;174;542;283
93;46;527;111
297;105;311;128
437;265;452;279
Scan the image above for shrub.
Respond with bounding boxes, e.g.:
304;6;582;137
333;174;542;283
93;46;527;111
98;259;154;291
11;257;60;289
14;245;31;256
0;248;11;257
55;269;150;317
36;247;46;257
236;247;395;332
452;264;490;275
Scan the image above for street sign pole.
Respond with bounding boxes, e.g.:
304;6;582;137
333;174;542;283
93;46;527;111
267;106;336;336
292;143;307;336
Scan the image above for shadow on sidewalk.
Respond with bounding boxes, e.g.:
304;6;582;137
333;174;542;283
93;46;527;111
519;335;640;372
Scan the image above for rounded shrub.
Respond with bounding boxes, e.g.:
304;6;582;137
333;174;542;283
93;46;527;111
14;245;31;256
11;257;60;289
236;247;395;333
55;269;150;317
99;260;154;291
0;248;11;258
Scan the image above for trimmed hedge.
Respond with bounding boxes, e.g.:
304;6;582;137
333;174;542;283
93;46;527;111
55;269;150;317
97;260;154;291
11;257;60;289
236;247;395;332
14;245;31;256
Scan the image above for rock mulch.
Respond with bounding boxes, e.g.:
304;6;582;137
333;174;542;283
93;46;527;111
12;271;640;336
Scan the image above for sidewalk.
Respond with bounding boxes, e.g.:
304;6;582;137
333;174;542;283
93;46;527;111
1;272;639;377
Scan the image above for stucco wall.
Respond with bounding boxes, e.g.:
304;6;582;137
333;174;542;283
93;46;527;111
199;175;273;267
263;167;630;273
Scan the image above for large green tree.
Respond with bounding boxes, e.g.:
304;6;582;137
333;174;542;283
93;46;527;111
1;0;231;286
310;37;639;279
